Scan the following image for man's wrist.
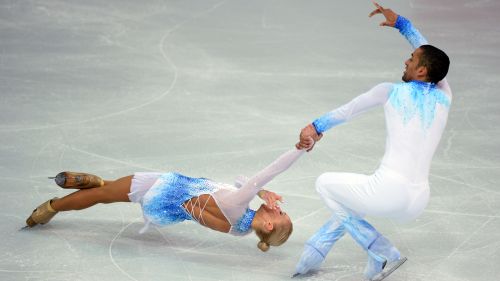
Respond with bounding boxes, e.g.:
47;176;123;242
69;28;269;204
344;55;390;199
394;15;408;30
311;121;322;135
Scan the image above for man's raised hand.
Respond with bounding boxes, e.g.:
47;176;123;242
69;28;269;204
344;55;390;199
369;1;398;27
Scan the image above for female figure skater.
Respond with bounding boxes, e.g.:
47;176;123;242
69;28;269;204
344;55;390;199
26;146;312;252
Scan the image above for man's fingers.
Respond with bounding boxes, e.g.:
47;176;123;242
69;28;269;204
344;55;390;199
296;142;308;150
298;144;307;150
303;141;314;149
297;138;315;150
306;143;315;152
369;8;381;17
370;1;387;19
372;1;384;10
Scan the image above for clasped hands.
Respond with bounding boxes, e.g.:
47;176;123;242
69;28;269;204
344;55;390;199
296;124;323;152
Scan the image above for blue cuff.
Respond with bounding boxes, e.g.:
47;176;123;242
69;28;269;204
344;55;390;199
312;114;344;134
311;121;322;135
394;15;409;31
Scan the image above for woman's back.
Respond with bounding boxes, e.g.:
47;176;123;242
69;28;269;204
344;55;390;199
182;194;231;233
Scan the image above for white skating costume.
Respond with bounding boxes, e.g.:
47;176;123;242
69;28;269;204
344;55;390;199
295;15;452;280
128;149;304;235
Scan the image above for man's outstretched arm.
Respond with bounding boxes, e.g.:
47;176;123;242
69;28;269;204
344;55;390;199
296;83;392;151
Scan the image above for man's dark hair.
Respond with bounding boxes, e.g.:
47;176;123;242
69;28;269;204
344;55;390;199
418;45;450;84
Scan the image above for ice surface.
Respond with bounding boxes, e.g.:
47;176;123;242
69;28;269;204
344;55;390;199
1;0;499;280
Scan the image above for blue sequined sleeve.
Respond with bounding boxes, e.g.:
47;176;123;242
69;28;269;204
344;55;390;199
312;112;344;134
311;83;393;134
394;15;428;50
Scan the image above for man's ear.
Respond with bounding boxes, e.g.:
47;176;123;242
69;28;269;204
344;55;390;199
417;65;428;79
265;221;274;232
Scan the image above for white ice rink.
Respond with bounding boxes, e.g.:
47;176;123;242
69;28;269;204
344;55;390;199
1;1;499;280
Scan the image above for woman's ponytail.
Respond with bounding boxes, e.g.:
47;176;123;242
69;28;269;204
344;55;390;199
257;241;270;252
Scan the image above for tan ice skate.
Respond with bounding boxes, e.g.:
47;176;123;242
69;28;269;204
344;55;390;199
49;171;104;189
26;198;58;227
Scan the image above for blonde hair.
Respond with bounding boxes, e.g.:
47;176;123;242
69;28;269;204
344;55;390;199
255;220;293;252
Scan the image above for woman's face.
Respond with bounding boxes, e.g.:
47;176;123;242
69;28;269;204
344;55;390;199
259;204;291;230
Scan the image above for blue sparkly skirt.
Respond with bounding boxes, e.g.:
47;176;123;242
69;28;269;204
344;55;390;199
140;172;217;228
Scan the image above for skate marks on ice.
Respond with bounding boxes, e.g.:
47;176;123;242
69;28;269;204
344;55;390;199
1;0;500;280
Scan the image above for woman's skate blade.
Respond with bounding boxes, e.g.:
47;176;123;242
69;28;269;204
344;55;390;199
371;257;407;281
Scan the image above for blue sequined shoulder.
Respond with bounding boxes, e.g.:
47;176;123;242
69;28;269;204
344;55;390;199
389;81;450;130
233;208;256;234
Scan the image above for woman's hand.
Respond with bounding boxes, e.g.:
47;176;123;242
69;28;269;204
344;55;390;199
258;190;283;209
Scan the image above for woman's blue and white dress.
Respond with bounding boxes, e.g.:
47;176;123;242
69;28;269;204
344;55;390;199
127;149;304;236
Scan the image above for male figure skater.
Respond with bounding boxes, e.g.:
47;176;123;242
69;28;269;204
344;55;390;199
294;2;451;280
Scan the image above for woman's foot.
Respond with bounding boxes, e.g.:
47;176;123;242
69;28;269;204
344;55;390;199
50;172;104;189
26;198;58;227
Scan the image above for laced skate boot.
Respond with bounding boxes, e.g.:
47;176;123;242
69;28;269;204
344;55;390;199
26;198;58;227
50;171;104;189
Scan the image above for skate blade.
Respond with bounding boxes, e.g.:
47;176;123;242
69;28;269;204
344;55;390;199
371;257;407;281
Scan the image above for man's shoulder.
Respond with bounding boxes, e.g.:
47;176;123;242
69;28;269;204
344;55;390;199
369;82;396;94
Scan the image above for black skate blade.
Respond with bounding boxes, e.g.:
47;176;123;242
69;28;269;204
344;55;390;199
371;257;407;281
49;172;66;187
291;272;300;278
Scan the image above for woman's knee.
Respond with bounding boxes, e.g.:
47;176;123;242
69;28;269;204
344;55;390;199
98;177;132;203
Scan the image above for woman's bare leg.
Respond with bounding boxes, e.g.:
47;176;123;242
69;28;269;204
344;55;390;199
51;175;133;211
103;180;114;185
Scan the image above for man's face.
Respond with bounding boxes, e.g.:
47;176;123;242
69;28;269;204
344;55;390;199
402;48;424;82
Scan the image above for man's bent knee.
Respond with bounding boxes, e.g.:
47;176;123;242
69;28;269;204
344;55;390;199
315;173;331;196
